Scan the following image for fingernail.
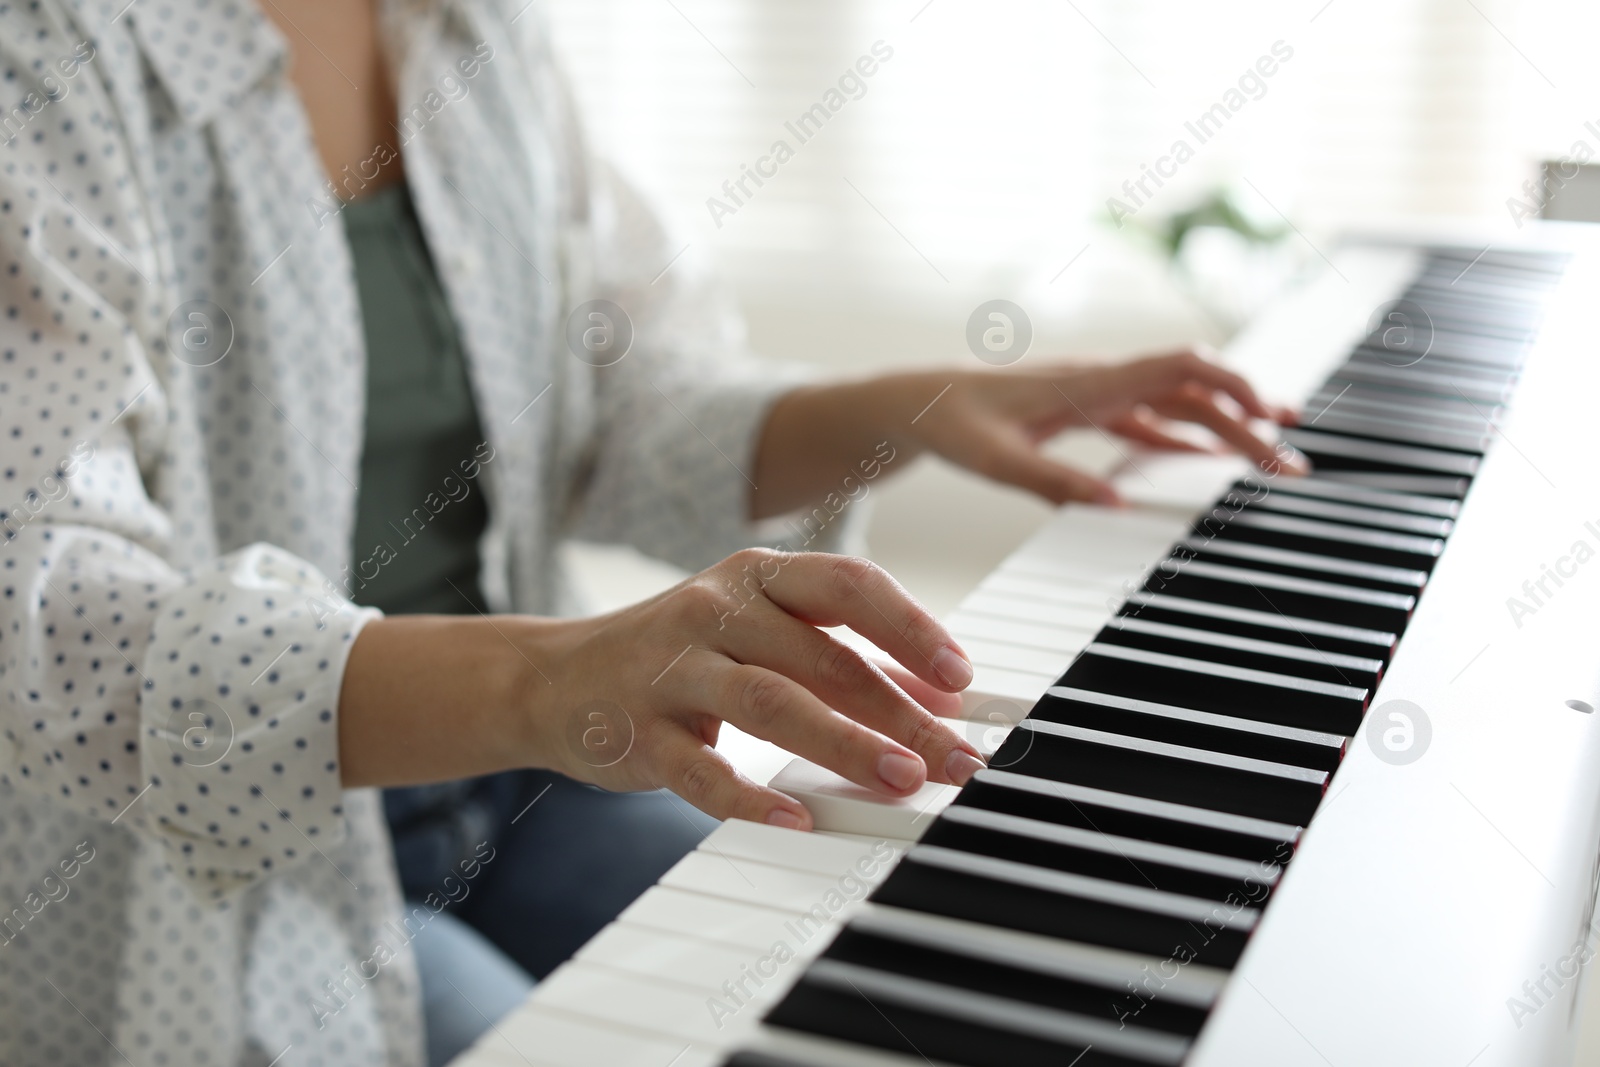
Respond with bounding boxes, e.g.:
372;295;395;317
766;807;805;830
945;749;986;786
877;751;924;792
931;646;973;689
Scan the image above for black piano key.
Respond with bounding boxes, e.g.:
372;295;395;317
1279;427;1480;477
1031;686;1347;772
871;847;1257;967
1313;471;1471;497
1250;476;1461;518
993;719;1328;824
1175;539;1428;593
1096;614;1381;688
765;963;1183;1067
1146;559;1414;634
1308;411;1491;454
1061;641;1368;736
1120;592;1395;662
1202;515;1444;575
922;808;1277;904
1332;361;1513;405
1308;380;1500;425
1246;488;1454;537
955;770;1300;865
1347;345;1525;382
821;927;1210;1035
1303;387;1498;433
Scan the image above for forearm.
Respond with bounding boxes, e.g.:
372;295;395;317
750;372;940;519
337;614;552;789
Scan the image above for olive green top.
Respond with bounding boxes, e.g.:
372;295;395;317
345;182;490;616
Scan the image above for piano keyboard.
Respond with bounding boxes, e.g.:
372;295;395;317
449;232;1600;1067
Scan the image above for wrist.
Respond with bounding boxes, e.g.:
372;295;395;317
497;613;582;775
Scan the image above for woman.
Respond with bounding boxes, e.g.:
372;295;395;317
0;0;1297;1064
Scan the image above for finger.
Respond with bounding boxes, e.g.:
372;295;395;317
657;727;813;829
1107;411;1211;453
757;552;975;693
710;660;938;797
875;660;965;717
968;427;1120;507
717;604;982;785
1168;387;1302;473
1093;352;1274;421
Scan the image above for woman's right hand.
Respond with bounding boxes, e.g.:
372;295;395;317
525;548;987;830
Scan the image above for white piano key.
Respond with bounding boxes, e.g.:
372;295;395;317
618;885;837;952
1017;504;1195;564
528;961;757;1048
983;570;1129;607
953;635;1070;677
997;558;1146;594
768;758;959;840
956;589;1113;630
963;662;1056;713
475;1002;720;1067
700;819;905;879
947;717;1015;759
658;849;883;913
948;612;1100;654
1113;452;1255;513
576;923;820;1007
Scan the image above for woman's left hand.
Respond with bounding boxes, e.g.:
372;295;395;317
896;350;1306;506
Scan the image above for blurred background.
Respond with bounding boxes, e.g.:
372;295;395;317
546;0;1600;620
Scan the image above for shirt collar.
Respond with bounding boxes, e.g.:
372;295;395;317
124;0;289;126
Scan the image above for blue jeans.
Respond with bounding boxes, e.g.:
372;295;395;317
411;908;535;1067
390;770;718;1063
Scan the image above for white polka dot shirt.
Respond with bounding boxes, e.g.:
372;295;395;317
0;0;826;1063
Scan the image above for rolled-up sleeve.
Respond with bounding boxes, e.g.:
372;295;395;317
566;162;865;571
0;128;378;899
